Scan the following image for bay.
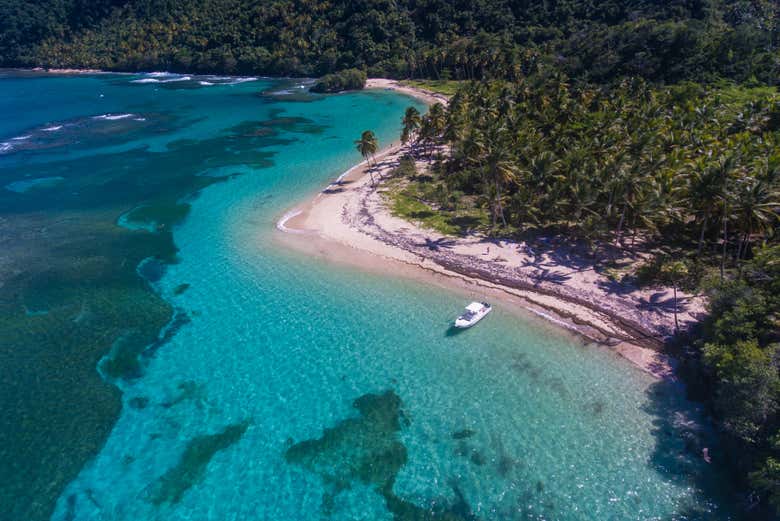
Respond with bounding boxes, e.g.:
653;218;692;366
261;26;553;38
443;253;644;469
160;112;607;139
0;72;735;520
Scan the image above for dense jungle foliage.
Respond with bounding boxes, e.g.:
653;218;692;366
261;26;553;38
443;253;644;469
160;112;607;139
310;68;366;92
398;78;780;516
0;0;777;84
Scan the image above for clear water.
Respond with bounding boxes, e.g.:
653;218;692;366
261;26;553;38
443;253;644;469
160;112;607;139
0;72;734;520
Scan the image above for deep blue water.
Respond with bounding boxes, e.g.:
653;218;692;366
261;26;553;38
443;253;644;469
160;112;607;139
0;72;735;520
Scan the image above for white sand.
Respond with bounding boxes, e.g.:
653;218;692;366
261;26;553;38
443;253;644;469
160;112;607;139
274;79;697;380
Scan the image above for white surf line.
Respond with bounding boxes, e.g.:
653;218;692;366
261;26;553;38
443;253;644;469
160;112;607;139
278;158;372;231
279;142;403;231
276;209;305;234
317;159;369;201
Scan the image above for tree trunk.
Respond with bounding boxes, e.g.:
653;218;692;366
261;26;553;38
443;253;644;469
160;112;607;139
615;203;627;246
739;223;752;273
697;214;708;257
495;177;507;227
736;230;744;261
673;285;679;334
365;154;375;185
490;173;498;229
720;213;728;281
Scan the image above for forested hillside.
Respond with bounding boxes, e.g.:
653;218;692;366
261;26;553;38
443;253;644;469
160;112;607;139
0;0;777;84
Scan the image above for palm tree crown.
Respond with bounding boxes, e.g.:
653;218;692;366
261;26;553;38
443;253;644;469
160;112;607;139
401;107;421;144
355;130;378;162
355;130;379;185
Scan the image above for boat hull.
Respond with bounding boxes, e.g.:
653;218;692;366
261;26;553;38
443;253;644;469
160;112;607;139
454;307;491;328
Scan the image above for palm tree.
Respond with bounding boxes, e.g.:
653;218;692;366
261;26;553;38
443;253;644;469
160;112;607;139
401;107;421;145
416;104;448;158
684;156;731;257
355;130;378;185
469;122;517;229
661;261;689;334
427;103;446;137
733;178;779;263
518;150;562;223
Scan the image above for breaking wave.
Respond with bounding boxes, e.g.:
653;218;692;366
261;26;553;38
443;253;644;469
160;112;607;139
92;113;135;121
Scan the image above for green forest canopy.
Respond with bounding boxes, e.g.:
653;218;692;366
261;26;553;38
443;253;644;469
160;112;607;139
398;77;780;517
0;0;777;84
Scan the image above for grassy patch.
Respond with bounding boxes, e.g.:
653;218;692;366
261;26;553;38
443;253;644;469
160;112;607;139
711;81;779;105
400;79;463;97
384;176;489;236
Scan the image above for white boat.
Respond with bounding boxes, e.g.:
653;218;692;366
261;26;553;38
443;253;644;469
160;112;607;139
454;302;492;328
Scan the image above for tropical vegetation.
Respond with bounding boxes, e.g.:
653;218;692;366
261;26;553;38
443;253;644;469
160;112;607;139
0;0;777;86
394;77;780;516
310;68;366;93
412;80;779;246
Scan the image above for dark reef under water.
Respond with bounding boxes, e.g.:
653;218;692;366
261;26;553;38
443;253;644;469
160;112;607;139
0;98;329;520
149;419;251;505
285;390;478;520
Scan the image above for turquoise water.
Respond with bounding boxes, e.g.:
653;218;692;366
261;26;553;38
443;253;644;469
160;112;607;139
0;72;734;520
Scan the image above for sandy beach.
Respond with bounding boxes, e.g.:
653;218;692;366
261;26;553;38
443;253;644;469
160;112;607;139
275;79;704;379
29;67;112;74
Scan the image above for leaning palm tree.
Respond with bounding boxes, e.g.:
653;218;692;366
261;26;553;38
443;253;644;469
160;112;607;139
355;130;379;184
401;106;421;145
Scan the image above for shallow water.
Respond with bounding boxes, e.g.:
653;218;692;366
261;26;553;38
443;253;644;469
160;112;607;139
0;72;735;520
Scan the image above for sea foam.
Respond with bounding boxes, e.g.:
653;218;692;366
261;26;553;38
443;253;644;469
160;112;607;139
225;77;257;85
92;113;135;121
198;77;257;86
131;74;191;84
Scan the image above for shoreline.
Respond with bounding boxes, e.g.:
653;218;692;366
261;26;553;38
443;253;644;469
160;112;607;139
274;78;700;380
